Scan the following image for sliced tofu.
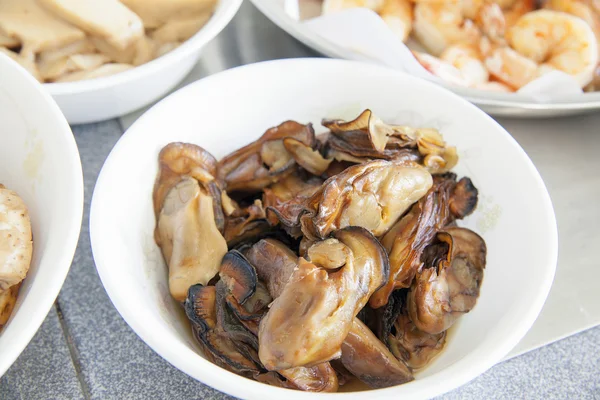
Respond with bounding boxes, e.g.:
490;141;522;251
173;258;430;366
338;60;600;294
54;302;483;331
0;283;20;329
55;63;133;82
91;35;157;66
120;0;217;28
132;36;157;66
39;53;109;81
38;0;143;50
0;186;33;291
38;39;95;65
150;13;212;44
0;48;41;81
0;0;84;53
90;36;136;64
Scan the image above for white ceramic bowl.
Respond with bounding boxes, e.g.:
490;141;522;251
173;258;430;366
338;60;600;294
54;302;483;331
90;58;558;399
0;55;84;377
44;0;242;125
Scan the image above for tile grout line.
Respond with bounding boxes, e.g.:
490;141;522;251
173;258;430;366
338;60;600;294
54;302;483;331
55;301;92;400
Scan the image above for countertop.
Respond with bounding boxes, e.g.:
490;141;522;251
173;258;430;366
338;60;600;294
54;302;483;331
1;2;599;399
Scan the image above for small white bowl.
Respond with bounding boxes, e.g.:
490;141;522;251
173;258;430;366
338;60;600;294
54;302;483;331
0;55;84;377
44;0;242;125
90;58;557;399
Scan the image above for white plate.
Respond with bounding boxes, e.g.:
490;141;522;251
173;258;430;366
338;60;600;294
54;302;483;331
44;0;243;125
90;58;557;399
0;54;84;377
250;0;600;117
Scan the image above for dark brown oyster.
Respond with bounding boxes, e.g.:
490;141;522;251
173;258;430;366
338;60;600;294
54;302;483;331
258;227;389;370
370;173;478;308
217;121;316;192
341;318;413;388
408;227;486;334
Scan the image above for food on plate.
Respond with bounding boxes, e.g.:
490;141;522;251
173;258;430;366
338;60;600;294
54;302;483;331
485;10;598;89
316;0;600;92
0;185;33;330
0;0;216;83
152;109;487;391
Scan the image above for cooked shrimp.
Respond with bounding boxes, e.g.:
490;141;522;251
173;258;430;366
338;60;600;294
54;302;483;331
544;0;600;56
475;1;507;44
380;0;414;42
503;0;535;27
0;185;33;291
413;1;481;55
440;42;489;85
484;46;539;89
412;50;471;86
507;10;599;88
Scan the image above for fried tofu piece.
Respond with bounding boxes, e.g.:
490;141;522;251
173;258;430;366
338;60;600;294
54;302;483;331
38;0;143;50
38;39;95;66
0;0;84;53
39;53;110;81
120;0;217;28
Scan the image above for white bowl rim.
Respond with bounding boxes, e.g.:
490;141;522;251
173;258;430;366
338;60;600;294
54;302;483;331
90;57;558;400
44;0;243;96
0;53;84;377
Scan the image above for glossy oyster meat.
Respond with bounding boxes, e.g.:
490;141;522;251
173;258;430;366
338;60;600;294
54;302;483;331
370;173;478;308
222;196;271;248
258;227;389;370
184;284;261;376
156;111;487;392
153;142;223;230
389;312;446;370
157;177;227;302
341;318;413;388
217;121;316;192
408;227;487;334
262;172;323;237
283;137;333;176
248;237;407;389
322;109;458;173
245;238;299;299
245;240;339;392
300;160;433;240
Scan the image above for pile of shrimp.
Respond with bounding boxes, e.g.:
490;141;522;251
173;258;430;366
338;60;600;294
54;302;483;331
322;0;600;92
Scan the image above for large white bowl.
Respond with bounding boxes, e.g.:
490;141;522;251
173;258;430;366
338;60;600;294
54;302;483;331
0;55;84;377
90;58;558;399
45;0;242;125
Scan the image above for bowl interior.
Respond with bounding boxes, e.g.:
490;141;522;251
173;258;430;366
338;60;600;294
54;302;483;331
91;58;557;399
0;55;83;376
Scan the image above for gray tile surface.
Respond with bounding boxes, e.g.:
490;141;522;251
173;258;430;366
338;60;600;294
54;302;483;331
439;326;600;400
0;307;83;400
